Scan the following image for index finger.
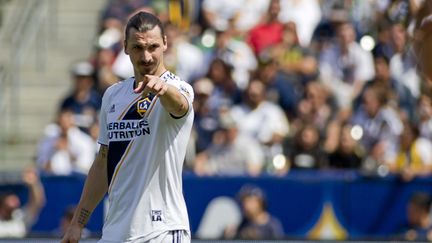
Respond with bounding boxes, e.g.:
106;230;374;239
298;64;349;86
145;74;157;79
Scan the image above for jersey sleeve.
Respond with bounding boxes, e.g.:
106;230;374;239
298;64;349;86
169;79;195;114
97;88;112;145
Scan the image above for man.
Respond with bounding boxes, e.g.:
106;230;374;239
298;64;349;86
193;113;264;176
36;109;96;175
59;61;101;134
0;168;46;238
400;192;432;241
61;11;194;243
224;185;284;240
319;21;374;108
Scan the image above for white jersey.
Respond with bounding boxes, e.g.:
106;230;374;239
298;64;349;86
97;71;194;242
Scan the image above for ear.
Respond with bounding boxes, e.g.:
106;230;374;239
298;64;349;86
163;35;168;51
124;39;129;55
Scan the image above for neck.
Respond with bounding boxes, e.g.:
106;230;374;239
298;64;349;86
252;211;269;224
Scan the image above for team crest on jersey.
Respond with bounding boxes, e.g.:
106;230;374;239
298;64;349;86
137;98;151;117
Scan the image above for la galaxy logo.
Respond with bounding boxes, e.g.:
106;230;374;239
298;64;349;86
137;97;152;117
151;210;162;222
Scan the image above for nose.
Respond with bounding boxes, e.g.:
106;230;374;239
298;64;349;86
143;50;152;63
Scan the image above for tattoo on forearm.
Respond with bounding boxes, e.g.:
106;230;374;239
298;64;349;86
100;146;108;158
78;208;91;226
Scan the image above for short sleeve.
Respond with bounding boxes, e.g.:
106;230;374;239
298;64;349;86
169;79;195;113
97;88;111;145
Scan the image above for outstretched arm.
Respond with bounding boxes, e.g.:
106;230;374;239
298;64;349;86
134;75;189;117
61;144;109;243
22;168;45;228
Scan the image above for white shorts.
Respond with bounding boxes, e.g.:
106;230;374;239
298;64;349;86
98;230;191;243
148;230;190;243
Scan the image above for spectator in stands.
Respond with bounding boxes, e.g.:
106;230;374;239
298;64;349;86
100;0;156;31
201;0;269;33
418;94;432;140
92;47;119;94
278;0;321;47
351;86;403;167
389;22;421;99
0;168;45;238
255;59;301;118
214;28;258;90
230;79;289;164
205;58;243;111
59;61;102;134
353;53;416;121
284;123;327;169
319;21;375;109
224;185;284;240
293;81;336;137
36;109;96;175
327;123;365;169
269;21;318;85
247;0;283;57
192;78;219;154
372;19;394;61
388;121;432;181
382;0;420;30
164;23;205;83
193;112;264;176
399;192;432;241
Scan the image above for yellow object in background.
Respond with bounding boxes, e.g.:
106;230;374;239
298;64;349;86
308;201;348;240
168;0;190;30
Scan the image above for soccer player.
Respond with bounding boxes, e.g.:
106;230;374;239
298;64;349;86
61;11;194;243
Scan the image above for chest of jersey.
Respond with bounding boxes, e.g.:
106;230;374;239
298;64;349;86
106;92;158;142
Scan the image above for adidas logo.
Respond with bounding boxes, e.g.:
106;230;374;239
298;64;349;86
109;104;115;113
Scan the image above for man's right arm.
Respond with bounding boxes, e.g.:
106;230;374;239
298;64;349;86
61;144;108;242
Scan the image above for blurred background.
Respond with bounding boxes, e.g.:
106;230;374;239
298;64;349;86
1;0;432;241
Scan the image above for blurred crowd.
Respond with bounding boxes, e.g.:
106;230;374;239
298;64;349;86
33;0;432;180
3;0;432;240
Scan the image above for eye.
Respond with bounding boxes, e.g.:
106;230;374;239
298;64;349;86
149;44;159;51
132;45;142;50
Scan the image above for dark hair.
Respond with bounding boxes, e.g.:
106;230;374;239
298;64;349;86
365;86;388;105
0;192;15;207
237;184;267;210
404;121;421;138
125;11;165;42
207;58;233;78
373;52;390;65
409;192;432;212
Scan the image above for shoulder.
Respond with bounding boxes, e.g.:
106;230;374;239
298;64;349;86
416;138;432;150
381;108;403;132
103;78;132;99
261;101;285;113
161;71;183;83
